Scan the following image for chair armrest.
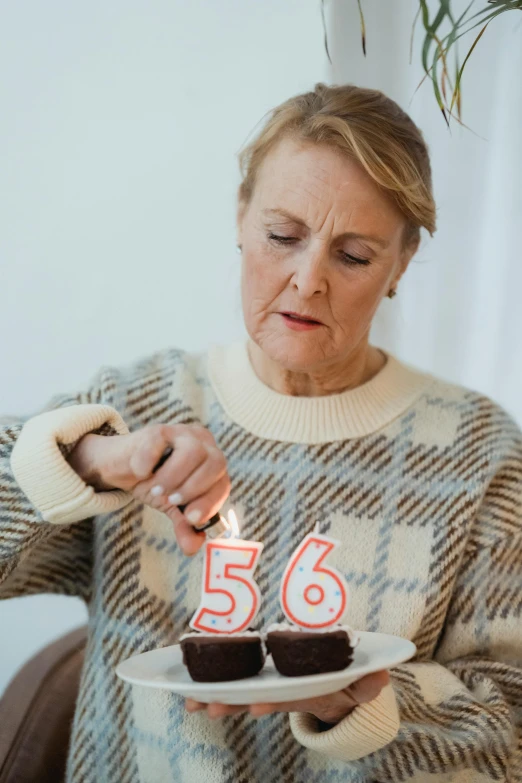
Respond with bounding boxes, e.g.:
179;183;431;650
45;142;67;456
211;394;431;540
0;625;87;783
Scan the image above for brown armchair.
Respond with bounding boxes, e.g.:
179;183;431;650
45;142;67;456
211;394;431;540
0;626;87;783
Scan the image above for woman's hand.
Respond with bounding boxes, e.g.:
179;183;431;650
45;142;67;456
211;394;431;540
67;423;230;555
185;670;390;724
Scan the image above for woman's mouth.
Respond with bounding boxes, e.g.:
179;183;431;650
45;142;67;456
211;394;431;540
280;312;323;331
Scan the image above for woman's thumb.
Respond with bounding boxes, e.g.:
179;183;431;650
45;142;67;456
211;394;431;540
349;670;390;704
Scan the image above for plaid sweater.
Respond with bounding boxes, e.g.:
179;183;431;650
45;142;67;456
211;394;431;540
2;339;522;783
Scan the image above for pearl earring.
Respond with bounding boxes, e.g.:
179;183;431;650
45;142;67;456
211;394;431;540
388;288;397;299
236;245;242;254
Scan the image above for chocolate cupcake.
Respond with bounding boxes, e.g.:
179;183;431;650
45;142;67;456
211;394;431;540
265;622;359;677
180;631;265;682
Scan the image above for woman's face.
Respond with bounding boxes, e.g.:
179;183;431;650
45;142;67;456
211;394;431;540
237;136;417;374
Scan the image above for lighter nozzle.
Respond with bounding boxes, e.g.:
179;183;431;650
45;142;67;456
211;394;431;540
199;514;232;540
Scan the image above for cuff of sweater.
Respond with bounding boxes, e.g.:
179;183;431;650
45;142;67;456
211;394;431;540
10;403;133;525
289;683;400;762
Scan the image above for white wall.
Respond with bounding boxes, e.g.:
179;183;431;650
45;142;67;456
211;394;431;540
1;0;520;694
0;0;327;695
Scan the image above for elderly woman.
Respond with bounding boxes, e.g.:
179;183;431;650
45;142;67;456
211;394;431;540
2;83;521;783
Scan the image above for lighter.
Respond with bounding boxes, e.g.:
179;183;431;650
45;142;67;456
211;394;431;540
151;446;231;538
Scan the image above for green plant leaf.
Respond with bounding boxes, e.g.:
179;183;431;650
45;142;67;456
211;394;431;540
449;22;490;115
410;4;422;64
321;0;332;64
352;0;521;124
357;0;366;55
430;42;449;124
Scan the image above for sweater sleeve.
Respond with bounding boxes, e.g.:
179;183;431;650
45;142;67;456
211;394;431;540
1;366;134;601
289;431;522;781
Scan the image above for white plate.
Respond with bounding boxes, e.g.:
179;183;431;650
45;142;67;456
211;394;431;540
116;631;416;704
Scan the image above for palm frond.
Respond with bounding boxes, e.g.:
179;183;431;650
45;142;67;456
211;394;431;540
347;1;522;124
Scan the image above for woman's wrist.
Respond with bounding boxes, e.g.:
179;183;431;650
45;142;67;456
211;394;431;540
67;433;116;492
315;704;356;730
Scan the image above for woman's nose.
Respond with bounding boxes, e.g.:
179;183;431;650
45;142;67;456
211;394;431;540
291;249;328;297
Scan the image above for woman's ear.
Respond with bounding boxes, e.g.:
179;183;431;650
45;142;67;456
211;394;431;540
389;239;418;293
397;235;420;280
405;235;420;261
236;200;246;248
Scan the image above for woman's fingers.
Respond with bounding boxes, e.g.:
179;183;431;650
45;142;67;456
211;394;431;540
163;445;227;511
185;700;284;719
172;473;231;529
127;425;231;548
346;670;390;703
92;422;227;499
134;435;230;520
263;671;391;720
183;671;392;724
206;703;249;719
185;699;249;718
128;424;189;481
182;423;219;448
169;510;206;556
268;670;391;723
165;474;231;555
137;435;208;502
248;703;277;717
185;699;206;712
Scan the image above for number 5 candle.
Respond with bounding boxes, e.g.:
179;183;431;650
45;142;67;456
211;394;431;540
190;510;264;634
280;523;349;629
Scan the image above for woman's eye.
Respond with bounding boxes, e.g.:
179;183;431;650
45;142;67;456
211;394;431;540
268;233;296;244
268;233;370;266
341;251;371;266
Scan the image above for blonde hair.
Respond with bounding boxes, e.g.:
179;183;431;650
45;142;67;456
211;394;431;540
237;83;436;248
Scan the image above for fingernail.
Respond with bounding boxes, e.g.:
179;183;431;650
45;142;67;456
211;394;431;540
150;485;164;497
187;509;202;524
168;492;183;505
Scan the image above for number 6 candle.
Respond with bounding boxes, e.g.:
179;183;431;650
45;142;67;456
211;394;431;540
190;510;264;634
280;523;349;629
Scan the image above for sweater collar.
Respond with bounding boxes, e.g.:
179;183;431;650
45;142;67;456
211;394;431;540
207;339;434;444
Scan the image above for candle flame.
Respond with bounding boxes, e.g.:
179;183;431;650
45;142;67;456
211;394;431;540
227;509;240;538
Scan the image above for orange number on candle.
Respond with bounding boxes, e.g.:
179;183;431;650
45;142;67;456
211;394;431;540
191;540;263;634
281;535;348;629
